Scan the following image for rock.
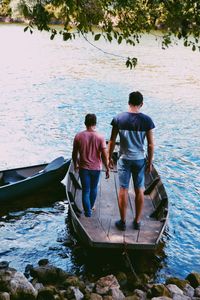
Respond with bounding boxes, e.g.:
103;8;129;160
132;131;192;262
183;283;195;297
38;259;49;266
30;263;68;284
0;268;37;299
0;262;9;269
116;272;128;288
109;287;125;299
195;286;200;297
186;273;200;288
172;294;190;300
37;286;56;300
151;297;172;300
165;277;189;290
95;275;120;295
133;289;146;300
85;282;95;293
124;296;140;300
71;286;84;300
90;293;103;300
63;275;85;292
147;284;171;298
0;292;10;300
166;284;183;296
103;296;113;300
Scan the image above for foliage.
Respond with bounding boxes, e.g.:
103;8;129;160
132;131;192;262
0;0;11;16
6;0;200;68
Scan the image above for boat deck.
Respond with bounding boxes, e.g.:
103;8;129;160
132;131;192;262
67;165;168;250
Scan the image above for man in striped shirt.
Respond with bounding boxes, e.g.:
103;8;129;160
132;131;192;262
108;91;155;230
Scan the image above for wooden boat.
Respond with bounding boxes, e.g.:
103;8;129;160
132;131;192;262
0;156;70;201
66;152;168;250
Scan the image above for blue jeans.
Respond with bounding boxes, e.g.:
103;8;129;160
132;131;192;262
79;169;101;217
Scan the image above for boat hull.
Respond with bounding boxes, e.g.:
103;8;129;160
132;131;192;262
66;156;168;250
0;157;70;201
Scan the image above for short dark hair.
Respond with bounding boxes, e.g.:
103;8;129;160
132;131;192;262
128;91;143;106
84;114;97;127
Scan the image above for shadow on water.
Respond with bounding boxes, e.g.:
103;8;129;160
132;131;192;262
66;215;168;283
0;182;67;217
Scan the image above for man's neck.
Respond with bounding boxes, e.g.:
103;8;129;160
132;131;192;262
86;126;96;131
128;105;141;113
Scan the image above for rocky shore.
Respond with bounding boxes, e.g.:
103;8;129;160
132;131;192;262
0;259;200;300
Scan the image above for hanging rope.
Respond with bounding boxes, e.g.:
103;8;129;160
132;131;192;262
122;239;139;281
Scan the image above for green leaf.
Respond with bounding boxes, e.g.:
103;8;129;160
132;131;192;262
118;36;122;44
63;32;71;41
107;33;112;42
94;34;101;41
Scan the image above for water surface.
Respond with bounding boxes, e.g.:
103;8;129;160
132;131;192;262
0;24;199;281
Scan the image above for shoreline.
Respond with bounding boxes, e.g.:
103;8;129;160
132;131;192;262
0;259;200;299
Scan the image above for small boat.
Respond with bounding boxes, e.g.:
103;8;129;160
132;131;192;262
66;152;168;250
0;157;70;201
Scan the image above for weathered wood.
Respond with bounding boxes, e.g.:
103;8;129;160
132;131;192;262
66;156;168;250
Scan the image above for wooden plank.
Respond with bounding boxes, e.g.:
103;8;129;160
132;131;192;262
80;215;110;243
137;220;164;244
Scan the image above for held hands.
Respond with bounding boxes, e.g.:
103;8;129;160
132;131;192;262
108;158;114;169
146;162;153;173
105;168;110;179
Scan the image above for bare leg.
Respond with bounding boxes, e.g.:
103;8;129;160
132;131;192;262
134;188;144;222
118;187;128;222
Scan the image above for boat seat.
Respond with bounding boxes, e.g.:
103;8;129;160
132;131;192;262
3;170;27;184
149;197;168;220
43;156;65;173
144;176;160;195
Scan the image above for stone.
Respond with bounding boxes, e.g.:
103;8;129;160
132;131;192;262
103;296;113;300
165;277;189;290
186;273;200;288
71;286;84;300
151;297;172;300
90;293;103;300
0;268;37;299
38;259;49;266
172;294;190;300
0;292;10;300
148;284;171;298
109;287;125;300
95;275;120;295
116;272;128;288
166;284;183;296
37;286;56;300
0;262;9;269
30;264;68;284
133;289;146;300
124;295;140;300
183;283;195;297
195;286;200;297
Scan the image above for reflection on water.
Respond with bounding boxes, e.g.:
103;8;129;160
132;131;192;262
0;24;200;281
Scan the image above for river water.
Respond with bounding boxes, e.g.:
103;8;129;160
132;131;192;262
0;24;199;281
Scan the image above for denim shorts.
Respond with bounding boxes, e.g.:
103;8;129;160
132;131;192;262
117;158;146;189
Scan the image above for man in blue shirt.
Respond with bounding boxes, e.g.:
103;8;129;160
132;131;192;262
108;91;155;230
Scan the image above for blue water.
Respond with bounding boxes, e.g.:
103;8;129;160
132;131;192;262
0;24;199;280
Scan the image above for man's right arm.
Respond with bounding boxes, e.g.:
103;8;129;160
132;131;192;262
146;129;154;173
107;127;119;168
